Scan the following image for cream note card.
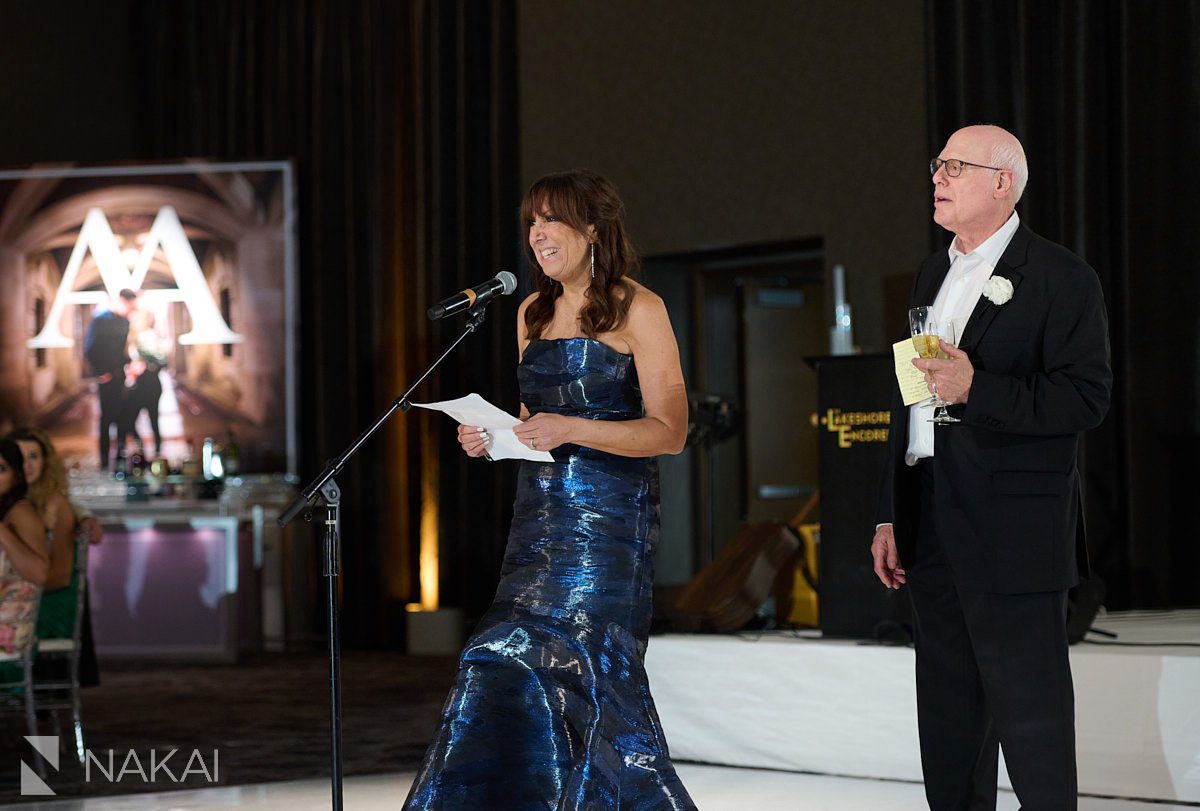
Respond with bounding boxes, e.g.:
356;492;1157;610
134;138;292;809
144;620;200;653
892;339;933;407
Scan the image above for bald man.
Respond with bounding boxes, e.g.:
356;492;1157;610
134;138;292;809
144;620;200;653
873;125;1112;809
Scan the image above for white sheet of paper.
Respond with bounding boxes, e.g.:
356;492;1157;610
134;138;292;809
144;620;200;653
409;393;555;462
892;339;935;407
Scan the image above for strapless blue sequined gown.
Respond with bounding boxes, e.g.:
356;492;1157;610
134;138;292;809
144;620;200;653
404;337;695;810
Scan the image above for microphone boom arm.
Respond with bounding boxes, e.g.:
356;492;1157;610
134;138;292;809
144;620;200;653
278;304;491;527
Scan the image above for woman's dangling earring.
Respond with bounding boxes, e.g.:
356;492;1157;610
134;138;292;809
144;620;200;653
590;243;596;281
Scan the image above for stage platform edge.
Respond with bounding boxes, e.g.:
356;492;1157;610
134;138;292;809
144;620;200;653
645;609;1200;803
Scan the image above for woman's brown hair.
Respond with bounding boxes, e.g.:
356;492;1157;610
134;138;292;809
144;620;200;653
520;170;640;341
3;427;67;524
0;438;29;520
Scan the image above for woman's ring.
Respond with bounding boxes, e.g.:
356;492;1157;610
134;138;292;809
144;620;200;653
531;438;537;449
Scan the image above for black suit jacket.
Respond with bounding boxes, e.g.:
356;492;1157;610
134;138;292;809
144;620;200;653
83;310;130;378
877;225;1112;593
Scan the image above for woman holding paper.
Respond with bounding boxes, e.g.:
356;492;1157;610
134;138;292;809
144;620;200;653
405;169;694;810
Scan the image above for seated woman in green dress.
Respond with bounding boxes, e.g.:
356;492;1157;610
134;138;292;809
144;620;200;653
0;438;49;659
5;427;104;689
5;427;105;643
6;428;83;640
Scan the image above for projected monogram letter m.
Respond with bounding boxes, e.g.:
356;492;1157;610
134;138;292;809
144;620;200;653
28;206;243;349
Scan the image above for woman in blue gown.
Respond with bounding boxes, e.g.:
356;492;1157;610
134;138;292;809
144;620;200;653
404;170;695;810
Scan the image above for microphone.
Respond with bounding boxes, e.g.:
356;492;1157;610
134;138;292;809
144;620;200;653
427;271;518;320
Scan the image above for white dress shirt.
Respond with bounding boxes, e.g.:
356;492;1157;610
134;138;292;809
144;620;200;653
905;211;1021;465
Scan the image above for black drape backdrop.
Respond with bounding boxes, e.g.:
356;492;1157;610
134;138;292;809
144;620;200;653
926;0;1200;608
412;3;522;622
135;0;521;645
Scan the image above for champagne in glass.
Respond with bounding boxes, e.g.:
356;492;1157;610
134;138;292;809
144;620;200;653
908;306;939;405
912;333;940;359
908;307;938;355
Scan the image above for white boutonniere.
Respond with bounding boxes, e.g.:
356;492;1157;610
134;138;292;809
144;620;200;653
982;275;1014;305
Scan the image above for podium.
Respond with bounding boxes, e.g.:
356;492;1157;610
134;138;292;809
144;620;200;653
806;354;911;639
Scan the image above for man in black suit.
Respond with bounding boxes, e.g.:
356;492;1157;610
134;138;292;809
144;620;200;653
84;288;138;470
873;125;1112;810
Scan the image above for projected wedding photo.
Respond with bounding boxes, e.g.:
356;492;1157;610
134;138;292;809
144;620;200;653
0;163;295;475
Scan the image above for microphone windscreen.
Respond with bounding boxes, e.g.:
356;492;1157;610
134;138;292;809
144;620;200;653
496;271;518;295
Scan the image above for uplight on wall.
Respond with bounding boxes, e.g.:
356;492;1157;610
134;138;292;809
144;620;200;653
405;463;462;655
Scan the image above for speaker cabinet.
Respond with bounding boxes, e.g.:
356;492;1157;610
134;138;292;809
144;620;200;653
809;354;911;640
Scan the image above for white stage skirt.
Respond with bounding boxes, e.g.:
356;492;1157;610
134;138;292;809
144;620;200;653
646;609;1200;803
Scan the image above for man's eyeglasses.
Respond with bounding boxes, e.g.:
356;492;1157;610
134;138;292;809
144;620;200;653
930;158;1004;178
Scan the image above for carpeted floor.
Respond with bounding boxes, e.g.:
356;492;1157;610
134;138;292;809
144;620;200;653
0;651;458;803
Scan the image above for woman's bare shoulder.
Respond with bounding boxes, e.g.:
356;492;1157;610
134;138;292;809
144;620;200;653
517;292;540;345
624;280;666;317
5;499;41;527
46;491;73;521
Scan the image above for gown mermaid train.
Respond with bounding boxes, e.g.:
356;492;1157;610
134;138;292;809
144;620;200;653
404;337;695;810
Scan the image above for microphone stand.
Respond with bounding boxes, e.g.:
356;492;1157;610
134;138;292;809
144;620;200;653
277;303;492;811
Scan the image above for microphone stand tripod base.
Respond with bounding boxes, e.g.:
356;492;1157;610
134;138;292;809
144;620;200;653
405;606;464;655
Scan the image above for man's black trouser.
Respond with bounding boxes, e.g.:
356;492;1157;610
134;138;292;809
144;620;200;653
908;458;1077;811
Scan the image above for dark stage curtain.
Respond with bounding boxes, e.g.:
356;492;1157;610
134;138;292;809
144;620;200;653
925;0;1200;608
410;2;523;623
135;0;521;644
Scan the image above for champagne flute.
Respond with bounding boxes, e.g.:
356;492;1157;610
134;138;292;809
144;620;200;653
909;307;940;407
909;307;940;358
930;319;961;424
